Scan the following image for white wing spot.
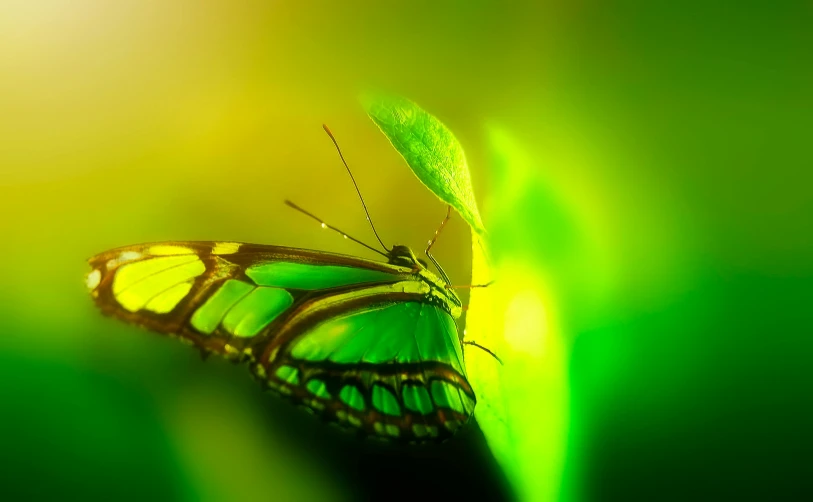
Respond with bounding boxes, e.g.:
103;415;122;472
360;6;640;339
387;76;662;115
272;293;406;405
106;251;143;269
120;251;142;261
85;269;101;290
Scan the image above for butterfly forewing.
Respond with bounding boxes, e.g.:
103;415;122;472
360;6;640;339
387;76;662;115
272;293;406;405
86;241;409;359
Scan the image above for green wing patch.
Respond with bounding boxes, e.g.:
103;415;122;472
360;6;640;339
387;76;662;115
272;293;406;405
246;261;398;289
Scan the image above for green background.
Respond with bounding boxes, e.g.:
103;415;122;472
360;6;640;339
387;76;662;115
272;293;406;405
1;1;810;501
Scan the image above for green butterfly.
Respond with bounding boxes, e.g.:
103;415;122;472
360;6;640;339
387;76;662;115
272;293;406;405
85;127;477;442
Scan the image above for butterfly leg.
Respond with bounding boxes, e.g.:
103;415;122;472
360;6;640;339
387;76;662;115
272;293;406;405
425;205;451;255
463;340;504;365
424;206;453;285
447;280;494;290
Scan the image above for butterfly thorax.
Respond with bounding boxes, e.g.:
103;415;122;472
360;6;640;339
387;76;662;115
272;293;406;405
387;244;462;319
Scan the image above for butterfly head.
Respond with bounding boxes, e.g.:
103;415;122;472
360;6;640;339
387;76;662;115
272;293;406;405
387;244;427;269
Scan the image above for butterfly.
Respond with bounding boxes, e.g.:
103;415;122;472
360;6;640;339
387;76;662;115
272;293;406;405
85;127;479;442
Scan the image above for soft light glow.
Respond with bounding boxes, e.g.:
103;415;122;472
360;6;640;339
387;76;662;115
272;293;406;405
504;289;547;357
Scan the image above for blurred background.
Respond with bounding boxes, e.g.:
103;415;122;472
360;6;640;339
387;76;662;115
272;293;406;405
1;1;811;501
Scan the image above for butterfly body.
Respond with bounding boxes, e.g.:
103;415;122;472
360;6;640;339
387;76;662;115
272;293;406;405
86;241;474;441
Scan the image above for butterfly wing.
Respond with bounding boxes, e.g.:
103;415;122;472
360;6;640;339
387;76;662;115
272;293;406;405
252;286;475;441
86;241;410;359
86;241;474;441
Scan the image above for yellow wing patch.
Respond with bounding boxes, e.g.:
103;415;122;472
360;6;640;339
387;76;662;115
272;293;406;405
149;245;195;256
112;255;205;312
212;242;241;255
143;282;195;314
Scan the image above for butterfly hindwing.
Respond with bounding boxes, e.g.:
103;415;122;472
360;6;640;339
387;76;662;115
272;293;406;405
86;241;410;359
252;286;475;441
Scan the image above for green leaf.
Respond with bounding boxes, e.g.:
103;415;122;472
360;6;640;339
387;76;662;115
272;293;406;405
363;93;485;236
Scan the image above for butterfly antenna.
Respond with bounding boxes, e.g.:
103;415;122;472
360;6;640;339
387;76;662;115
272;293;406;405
322;124;390;253
284;200;389;259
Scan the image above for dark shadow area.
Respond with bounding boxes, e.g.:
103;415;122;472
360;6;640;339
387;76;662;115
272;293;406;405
254;388;515;501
